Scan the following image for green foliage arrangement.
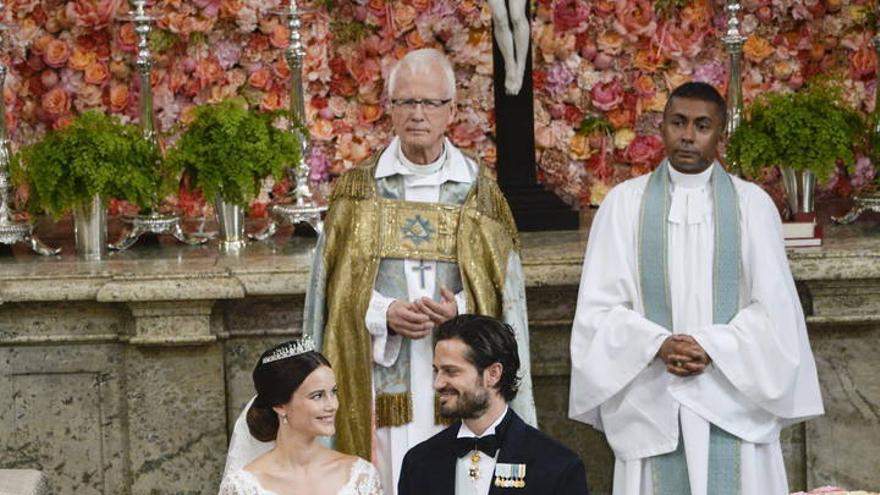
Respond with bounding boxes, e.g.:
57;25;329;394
165;99;300;207
12;111;166;218
727;81;866;183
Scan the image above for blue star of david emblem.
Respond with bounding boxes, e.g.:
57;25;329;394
401;214;435;246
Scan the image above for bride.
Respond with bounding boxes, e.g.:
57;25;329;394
219;337;383;495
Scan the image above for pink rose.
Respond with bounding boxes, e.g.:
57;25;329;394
392;3;417;33
590;80;624;112
613;0;657;41
450;121;486;148
40;69;60;89
41;87;71;117
74;84;103;111
68;0;124;29
624;135;665;168
553;0;590;32
43;39;71;69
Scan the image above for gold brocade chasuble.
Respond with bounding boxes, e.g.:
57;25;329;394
319;154;520;461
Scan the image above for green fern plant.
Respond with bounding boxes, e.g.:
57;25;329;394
11;110;166;218
727;81;865;183
165;99;300;207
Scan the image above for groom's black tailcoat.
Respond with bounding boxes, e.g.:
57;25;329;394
398;409;589;495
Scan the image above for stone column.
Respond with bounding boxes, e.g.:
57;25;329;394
97;276;244;493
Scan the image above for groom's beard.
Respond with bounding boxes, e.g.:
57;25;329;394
438;381;490;420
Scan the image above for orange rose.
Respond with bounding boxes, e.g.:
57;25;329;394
248;68;272;90
597;32;624;56
84;62;109;85
392;4;417;32
269;24;289;50
32;34;53;55
632;74;656;98
118;23;138;52
41;87;70;116
260;90;285;112
272;58;291;80
405;29;425;49
43;39;71;68
634;47;666;72
664;70;690;92
368;0;386;14
109;84;129;112
167;70;189;93
850;46;877;80
680;0;710;26
743;35;774;64
569;134;591;160
772;60;796;80
68;47;96;71
359;104;383;125
644;91;667;113
196;57;224;86
607;107;635;129
410;0;432;10
75;84;103;109
109;59;130;79
311;118;334;141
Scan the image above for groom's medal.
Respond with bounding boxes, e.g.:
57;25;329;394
469;451;481;482
494;462;526;488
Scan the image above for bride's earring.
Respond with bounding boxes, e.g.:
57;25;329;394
281;413;288;425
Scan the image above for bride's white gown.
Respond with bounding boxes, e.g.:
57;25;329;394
219;458;383;495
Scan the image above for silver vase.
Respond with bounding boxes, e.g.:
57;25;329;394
73;195;107;260
214;195;246;252
780;168;816;218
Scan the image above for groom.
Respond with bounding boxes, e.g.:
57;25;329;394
398;315;589;494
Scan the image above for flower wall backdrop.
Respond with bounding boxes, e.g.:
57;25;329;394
4;0;877;213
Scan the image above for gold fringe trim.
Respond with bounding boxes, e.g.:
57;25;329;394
475;166;521;251
376;392;413;428
434;394;455;426
330;156;380;201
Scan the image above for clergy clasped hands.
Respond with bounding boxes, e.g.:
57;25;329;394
657;334;711;377
387;287;458;339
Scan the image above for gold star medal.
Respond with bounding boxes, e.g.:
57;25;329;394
468;451;481;482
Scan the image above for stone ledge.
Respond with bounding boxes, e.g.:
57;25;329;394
0;469;50;495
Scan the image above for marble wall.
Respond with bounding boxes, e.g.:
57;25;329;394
0;228;878;494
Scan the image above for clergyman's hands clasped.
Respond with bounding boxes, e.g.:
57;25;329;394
414;288;458;327
387;301;433;339
387;288;459;339
658;335;711;377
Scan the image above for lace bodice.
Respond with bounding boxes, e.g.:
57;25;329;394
218;458;383;495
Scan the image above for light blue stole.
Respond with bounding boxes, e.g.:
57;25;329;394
639;160;742;495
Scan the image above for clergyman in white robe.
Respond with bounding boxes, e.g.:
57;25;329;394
568;161;824;495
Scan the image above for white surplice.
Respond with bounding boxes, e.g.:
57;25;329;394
365;138;473;494
568;163;824;495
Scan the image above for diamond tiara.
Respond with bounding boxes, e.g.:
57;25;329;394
262;335;316;364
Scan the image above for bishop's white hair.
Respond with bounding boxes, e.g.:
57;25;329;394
386;48;456;100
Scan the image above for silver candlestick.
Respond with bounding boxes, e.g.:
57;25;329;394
833;10;880;224
0;2;59;256
252;0;326;241
110;0;206;250
723;0;746;176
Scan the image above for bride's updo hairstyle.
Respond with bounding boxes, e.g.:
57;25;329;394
246;336;331;442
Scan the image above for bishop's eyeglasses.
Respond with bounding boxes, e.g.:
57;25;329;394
391;98;452;111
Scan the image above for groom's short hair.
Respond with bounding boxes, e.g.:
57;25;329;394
435;315;521;402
